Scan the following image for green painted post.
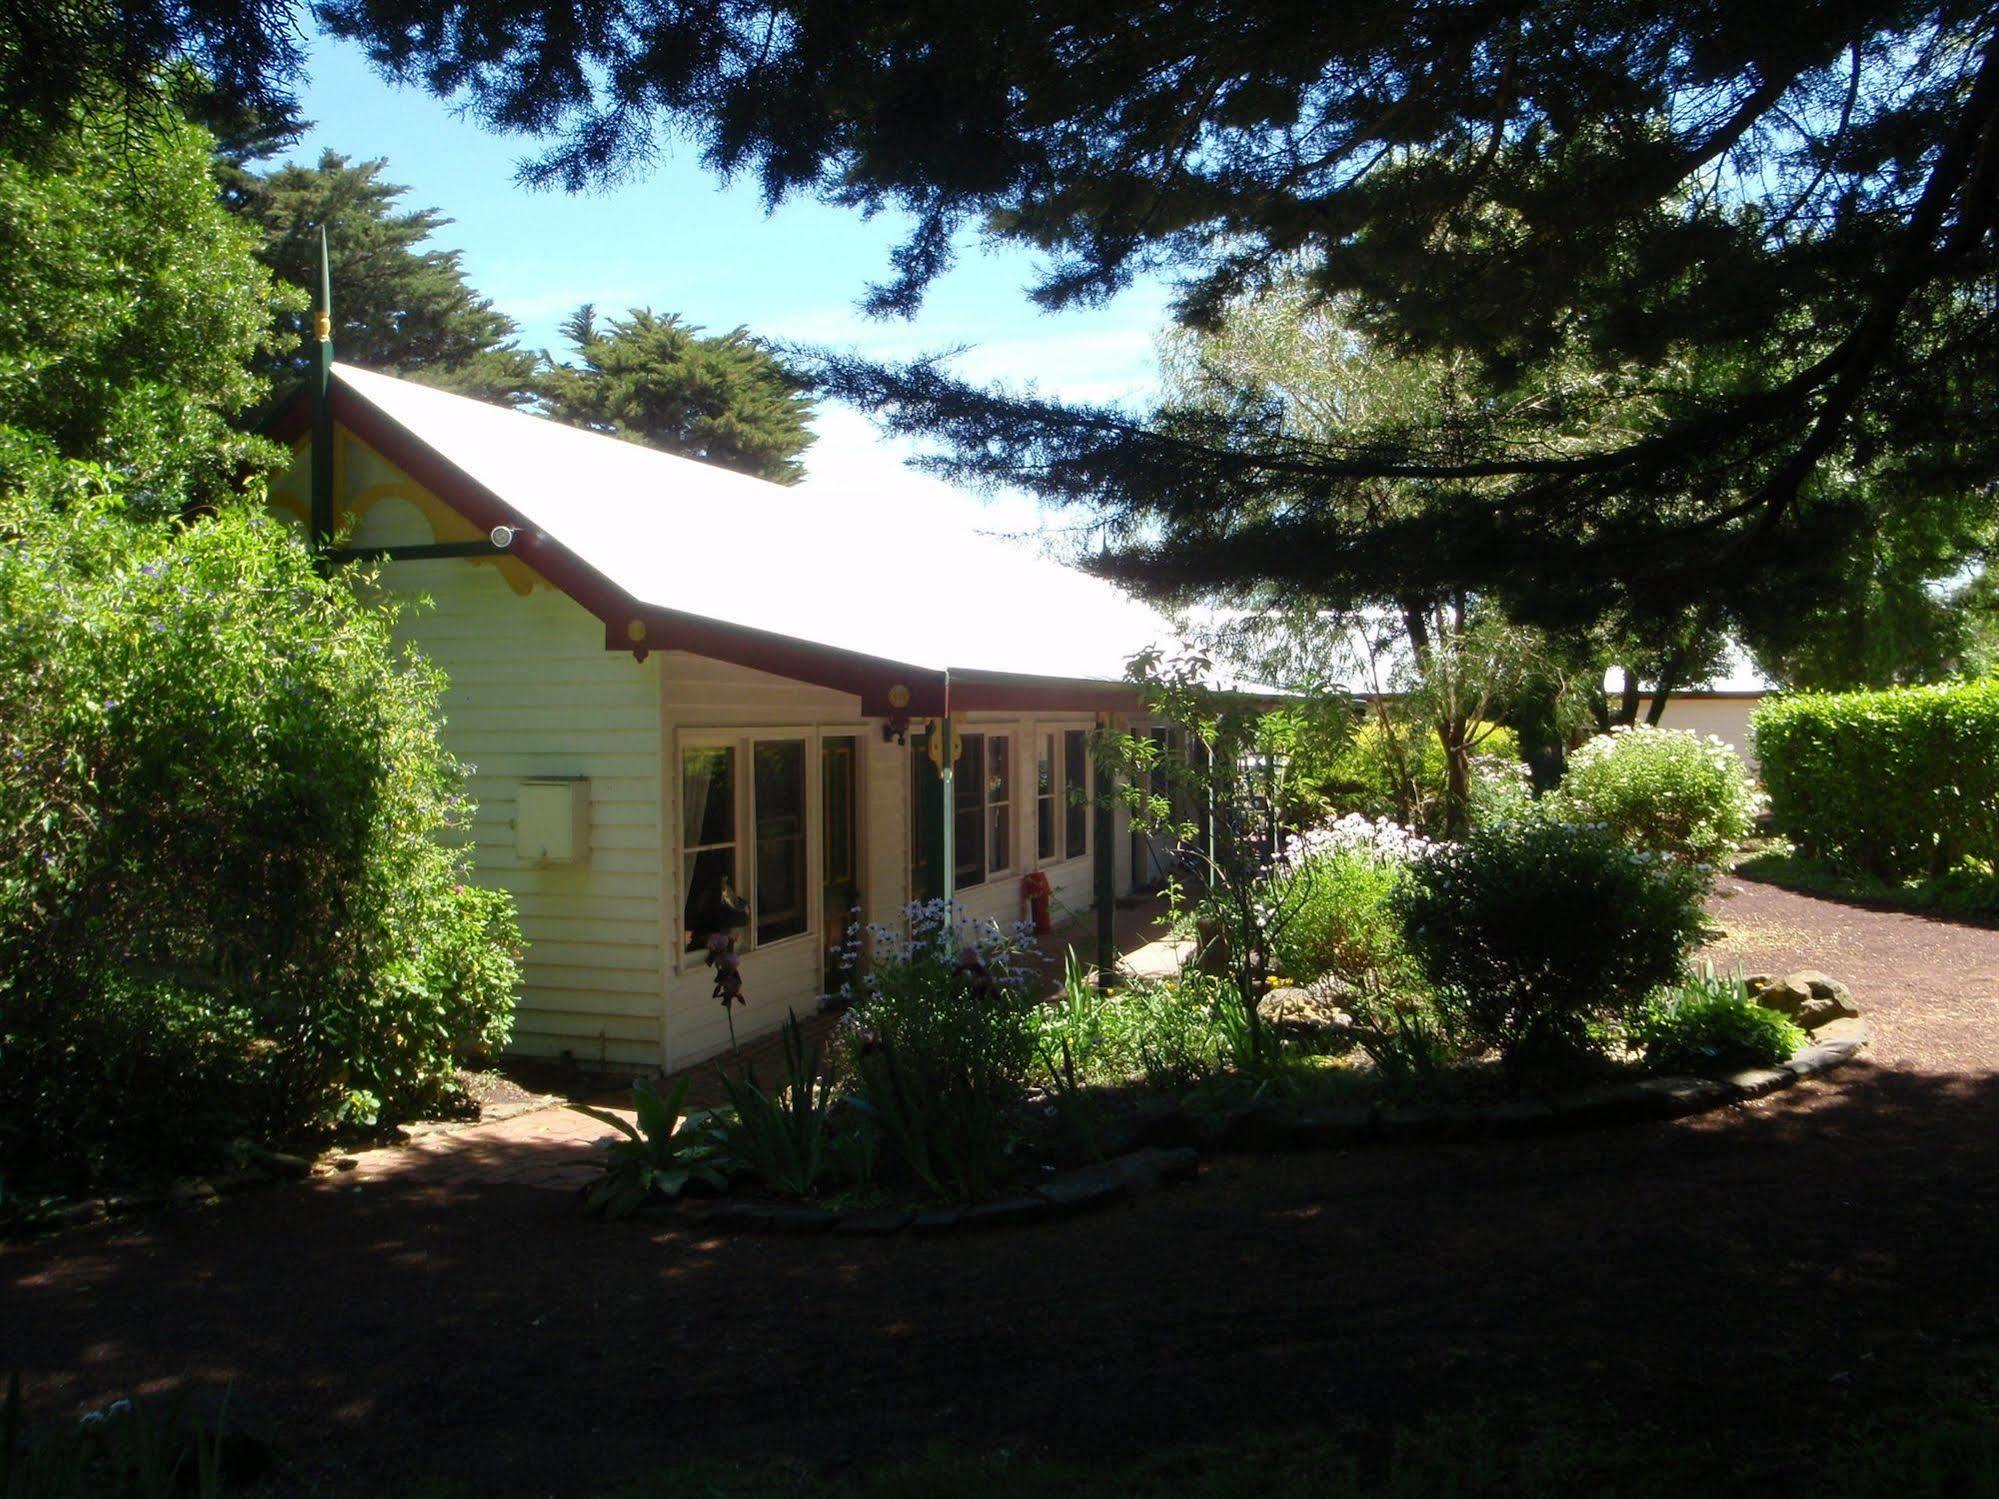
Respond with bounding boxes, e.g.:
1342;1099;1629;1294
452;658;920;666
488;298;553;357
937;712;956;911
309;226;335;553
1094;718;1117;992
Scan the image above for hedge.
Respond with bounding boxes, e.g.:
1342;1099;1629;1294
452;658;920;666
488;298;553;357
1752;680;1999;880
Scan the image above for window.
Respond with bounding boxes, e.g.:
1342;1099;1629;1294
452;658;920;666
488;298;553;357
681;746;742;952
753;740;808;945
953;734;987;888
987;735;1012;875
680;735;810;955
1036;733;1057;860
1064;728;1090;859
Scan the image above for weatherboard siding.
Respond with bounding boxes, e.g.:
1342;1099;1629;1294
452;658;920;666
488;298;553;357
343;491;669;1071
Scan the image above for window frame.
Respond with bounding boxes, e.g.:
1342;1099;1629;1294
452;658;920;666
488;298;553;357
675;724;840;972
1062;726;1092;861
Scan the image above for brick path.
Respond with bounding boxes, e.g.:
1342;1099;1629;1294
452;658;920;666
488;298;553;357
331;899;1177;1193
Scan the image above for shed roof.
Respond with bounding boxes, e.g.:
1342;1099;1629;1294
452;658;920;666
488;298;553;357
280;365;1176;714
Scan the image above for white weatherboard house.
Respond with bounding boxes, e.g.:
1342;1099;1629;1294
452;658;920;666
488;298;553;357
268;364;1171;1072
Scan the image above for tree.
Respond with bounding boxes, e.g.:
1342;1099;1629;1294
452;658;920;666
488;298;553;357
248;151;539;404
539;306;815;483
0;95;294;509
1746;488;1996;689
302;0;1998;636
28;2;1997;631
1154;276;1725;830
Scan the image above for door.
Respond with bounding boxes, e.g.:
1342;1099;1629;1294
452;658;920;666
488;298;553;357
821;735;861;986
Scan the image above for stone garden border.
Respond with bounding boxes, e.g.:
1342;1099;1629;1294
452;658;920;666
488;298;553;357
662;1014;1872;1239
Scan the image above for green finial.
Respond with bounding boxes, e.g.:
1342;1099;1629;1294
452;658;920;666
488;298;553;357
316;224;333;347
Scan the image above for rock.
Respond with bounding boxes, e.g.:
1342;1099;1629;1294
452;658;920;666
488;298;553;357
1286;1105;1378;1148
1723;1067;1793;1100
1634;1076;1734;1117
1760;970;1859;1021
759;1205;837;1234
247;1147;314;1180
1256;988;1353;1039
1110;1145;1198;1189
1743;973;1774;997
910;1207;962;1235
1211;1097;1290;1150
1795;997;1853;1030
834;1206;916;1236
1034;1166;1132;1215
1476;1098;1560;1138
957;1196;1054;1230
1550;1081;1670;1128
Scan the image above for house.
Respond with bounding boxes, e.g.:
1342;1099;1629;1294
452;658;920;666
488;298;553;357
1632;690;1767;770
266;363;1172;1073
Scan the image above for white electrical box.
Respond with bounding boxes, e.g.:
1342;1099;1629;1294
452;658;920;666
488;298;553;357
516;778;590;864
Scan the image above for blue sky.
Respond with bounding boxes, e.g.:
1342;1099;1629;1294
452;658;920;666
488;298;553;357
288;31;1172;411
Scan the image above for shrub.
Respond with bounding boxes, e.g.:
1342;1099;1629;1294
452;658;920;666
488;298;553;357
1553;725;1762;874
1754;681;1999;881
1395;819;1708;1082
1318;720;1520;832
571;1077;728;1217
1269;815;1434;998
716;1012;847;1197
1633;968;1806;1074
834;901;1042;1200
0;465;522;1192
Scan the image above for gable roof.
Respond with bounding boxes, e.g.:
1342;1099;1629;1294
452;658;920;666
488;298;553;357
276;364;1173;715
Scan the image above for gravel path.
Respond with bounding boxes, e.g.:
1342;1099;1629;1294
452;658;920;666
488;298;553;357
5;878;1997;1496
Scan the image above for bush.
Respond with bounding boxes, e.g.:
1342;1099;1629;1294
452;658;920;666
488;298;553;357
1553;725;1761;874
1754;681;1999;881
1633;968;1806;1074
1395;818;1708;1082
0;464;522;1192
834;901;1042;1199
1270;816;1434;998
1314;718;1519;832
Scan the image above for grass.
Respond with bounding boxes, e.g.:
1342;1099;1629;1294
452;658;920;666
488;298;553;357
1736;842;1999;924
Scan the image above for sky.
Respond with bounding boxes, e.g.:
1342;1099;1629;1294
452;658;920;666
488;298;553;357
284;32;1766;690
285;27;1177;583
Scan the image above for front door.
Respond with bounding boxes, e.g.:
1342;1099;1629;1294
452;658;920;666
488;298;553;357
821;735;861;988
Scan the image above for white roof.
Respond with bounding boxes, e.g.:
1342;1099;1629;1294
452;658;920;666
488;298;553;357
334;363;1171;682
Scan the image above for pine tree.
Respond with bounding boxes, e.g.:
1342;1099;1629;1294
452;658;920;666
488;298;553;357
538;306;815;484
249;152;538;404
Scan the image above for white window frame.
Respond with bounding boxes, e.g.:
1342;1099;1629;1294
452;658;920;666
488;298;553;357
1031;719;1095;867
674;725;822;972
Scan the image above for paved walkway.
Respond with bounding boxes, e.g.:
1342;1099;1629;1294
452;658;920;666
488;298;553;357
338;898;1179;1192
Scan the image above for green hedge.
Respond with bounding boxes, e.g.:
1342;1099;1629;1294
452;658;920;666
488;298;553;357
1752;681;1999;880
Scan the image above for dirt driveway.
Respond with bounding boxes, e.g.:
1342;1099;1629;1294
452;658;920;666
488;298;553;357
6;879;1998;1496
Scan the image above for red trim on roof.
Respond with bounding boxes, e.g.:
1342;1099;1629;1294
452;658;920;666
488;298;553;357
274;373;1143;716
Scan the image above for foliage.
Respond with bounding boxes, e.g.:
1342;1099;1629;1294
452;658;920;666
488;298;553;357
1110;646;1354;1060
831;901;1041;1201
1;1373;231;1499
243;150;539;404
1395;819;1708;1083
1552;726;1763;876
1318;717;1523;836
1268;816;1431;998
1753;681;1999;881
716;1012;846;1197
571;1077;727;1218
1737;844;1999;922
0;98;294;510
1633;967;1806;1075
539;306;816;484
0;455;521;1191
